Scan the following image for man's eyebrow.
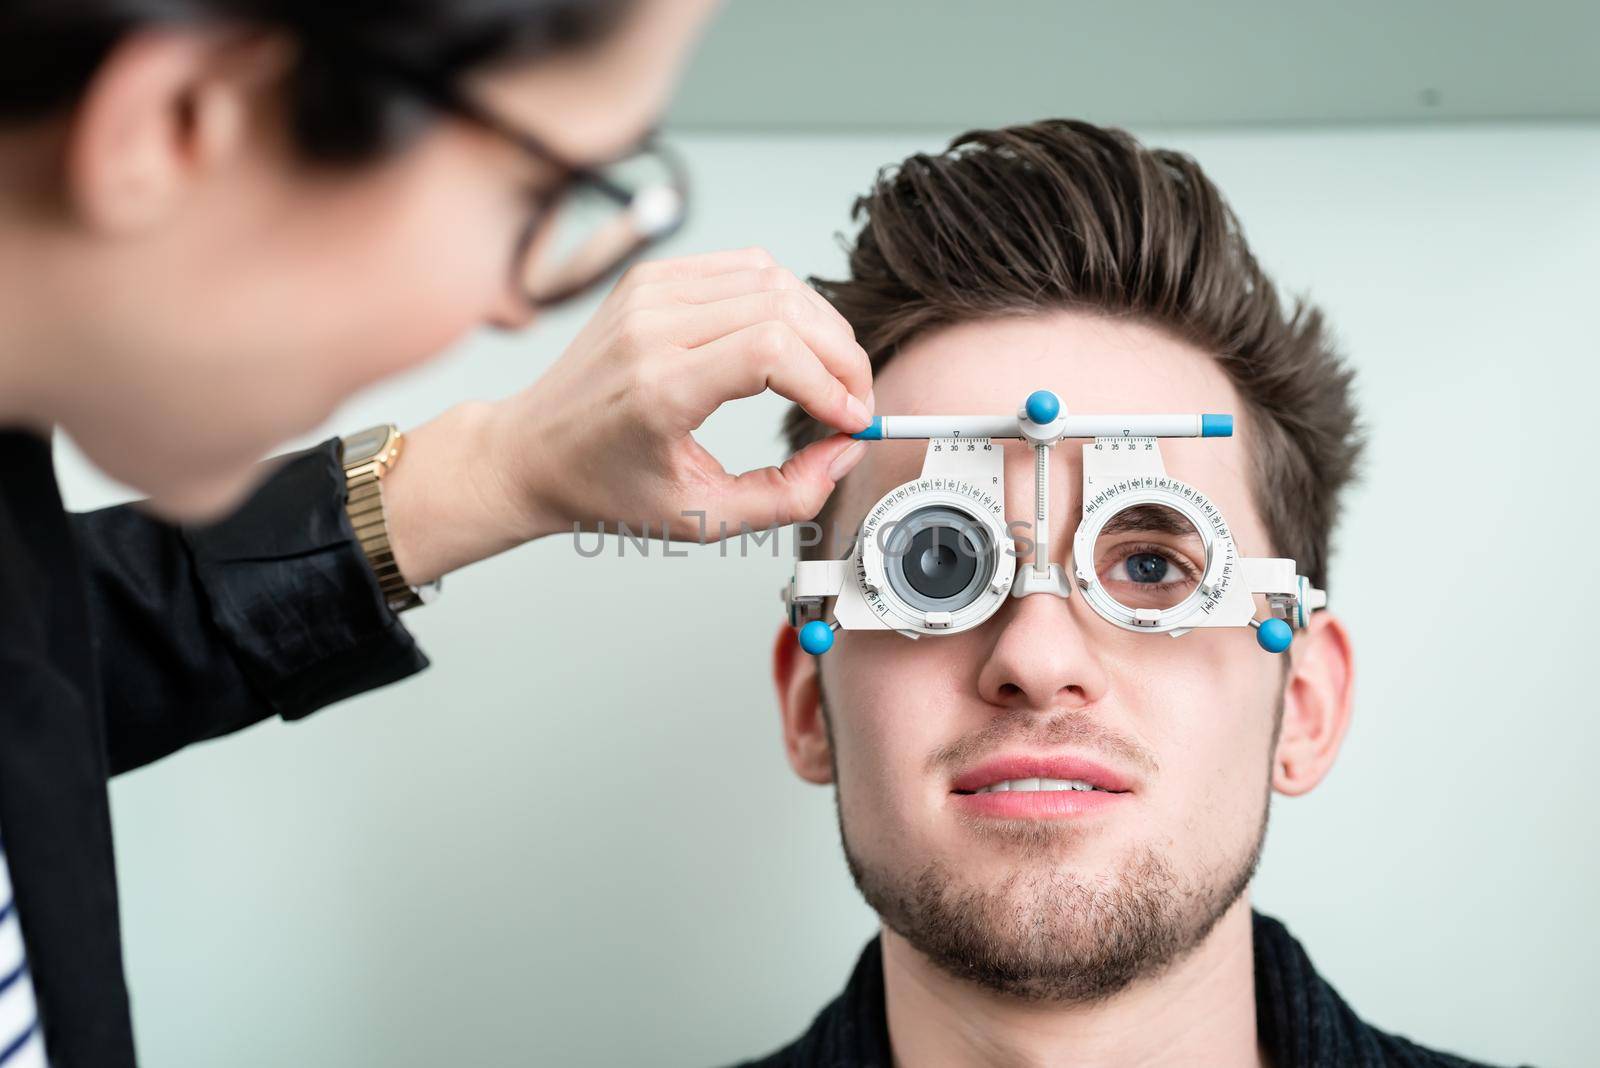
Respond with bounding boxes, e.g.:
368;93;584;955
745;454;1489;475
1098;505;1199;538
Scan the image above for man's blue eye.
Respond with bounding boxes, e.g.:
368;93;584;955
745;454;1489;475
1123;552;1169;583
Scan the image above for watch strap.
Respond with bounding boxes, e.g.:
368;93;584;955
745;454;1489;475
342;429;424;613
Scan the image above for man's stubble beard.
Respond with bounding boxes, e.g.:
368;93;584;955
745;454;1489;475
819;683;1280;1004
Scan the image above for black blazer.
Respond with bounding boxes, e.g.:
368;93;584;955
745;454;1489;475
0;430;428;1067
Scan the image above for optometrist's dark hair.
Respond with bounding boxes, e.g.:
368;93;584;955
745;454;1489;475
784;119;1364;588
0;0;634;163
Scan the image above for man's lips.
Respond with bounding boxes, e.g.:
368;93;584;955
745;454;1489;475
948;753;1135;822
950;753;1135;795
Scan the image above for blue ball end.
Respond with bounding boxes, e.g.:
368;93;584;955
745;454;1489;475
1256;617;1293;654
1024;389;1060;425
799;620;835;655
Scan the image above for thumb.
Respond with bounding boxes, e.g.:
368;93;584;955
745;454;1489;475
715;434;867;533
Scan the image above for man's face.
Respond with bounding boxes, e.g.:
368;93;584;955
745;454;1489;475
788;310;1294;999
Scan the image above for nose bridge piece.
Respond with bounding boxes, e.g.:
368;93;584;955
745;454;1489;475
1012;409;1073;600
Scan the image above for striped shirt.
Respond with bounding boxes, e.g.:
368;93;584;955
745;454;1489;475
0;832;46;1067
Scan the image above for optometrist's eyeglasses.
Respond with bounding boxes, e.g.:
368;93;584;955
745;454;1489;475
354;52;690;309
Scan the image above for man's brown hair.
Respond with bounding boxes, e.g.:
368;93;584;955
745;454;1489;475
783;119;1363;588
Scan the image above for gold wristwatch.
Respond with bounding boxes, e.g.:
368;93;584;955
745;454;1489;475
340;424;439;614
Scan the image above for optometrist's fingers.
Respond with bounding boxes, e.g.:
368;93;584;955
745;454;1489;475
444;248;879;551
707;433;868;532
607;246;779;293
639;264;817;307
639;266;871;395
668;321;872;436
652;290;873;407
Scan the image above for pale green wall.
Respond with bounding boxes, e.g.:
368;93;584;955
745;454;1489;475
56;123;1599;1067
668;0;1600;129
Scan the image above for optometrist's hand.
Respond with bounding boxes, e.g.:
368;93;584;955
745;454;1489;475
381;247;875;585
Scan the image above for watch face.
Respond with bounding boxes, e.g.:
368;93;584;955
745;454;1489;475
342;425;395;466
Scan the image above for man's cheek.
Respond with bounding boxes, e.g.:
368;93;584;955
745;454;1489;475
832;731;911;866
832;675;948;835
844;708;929;817
1156;682;1273;842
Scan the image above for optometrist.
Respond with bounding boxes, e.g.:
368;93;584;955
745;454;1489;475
0;2;874;1065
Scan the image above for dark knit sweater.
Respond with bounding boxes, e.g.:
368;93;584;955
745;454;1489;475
732;911;1523;1067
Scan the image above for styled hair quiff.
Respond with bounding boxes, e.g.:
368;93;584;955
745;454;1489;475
783;119;1363;588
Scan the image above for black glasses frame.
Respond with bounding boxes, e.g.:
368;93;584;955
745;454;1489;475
345;51;690;309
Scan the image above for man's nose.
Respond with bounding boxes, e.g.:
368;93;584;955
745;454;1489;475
976;588;1110;712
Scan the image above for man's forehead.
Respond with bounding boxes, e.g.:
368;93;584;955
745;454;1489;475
833;311;1264;546
872;312;1234;416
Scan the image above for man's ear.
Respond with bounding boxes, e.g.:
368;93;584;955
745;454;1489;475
66;27;293;234
1273;610;1355;795
773;624;833;785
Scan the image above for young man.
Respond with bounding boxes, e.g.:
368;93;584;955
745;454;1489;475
754;121;1518;1067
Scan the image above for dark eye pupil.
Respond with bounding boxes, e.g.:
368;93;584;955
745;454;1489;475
1126;553;1168;583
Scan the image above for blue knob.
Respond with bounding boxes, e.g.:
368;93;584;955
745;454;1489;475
1024;390;1060;425
799;620;835;655
1255;617;1293;653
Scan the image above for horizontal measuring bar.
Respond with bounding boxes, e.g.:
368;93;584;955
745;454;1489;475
853;413;1232;441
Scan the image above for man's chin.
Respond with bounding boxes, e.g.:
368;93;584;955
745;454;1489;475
949;813;1133;861
844;829;1265;1003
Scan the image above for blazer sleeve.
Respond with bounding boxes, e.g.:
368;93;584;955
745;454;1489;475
69;437;430;775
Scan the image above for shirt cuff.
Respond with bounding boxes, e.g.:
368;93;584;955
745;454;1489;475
180;437;430;719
